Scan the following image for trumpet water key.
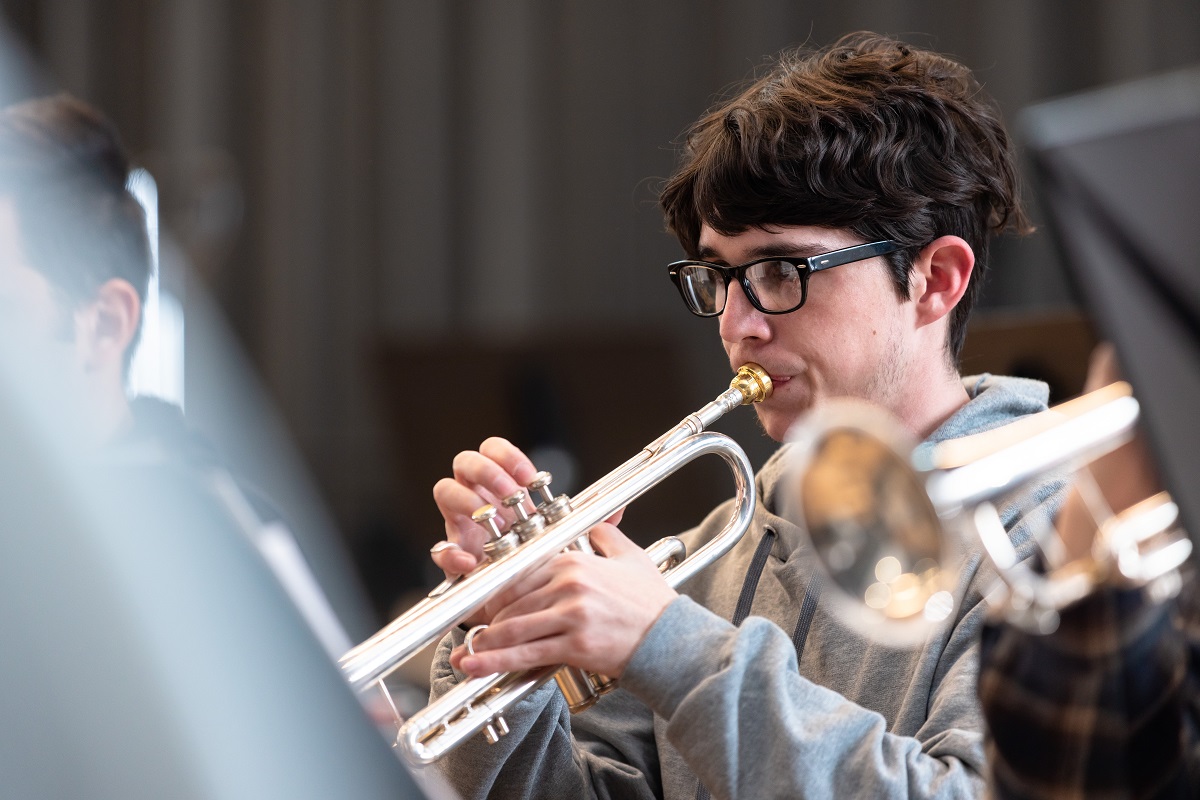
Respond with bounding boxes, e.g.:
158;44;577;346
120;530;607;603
339;363;772;764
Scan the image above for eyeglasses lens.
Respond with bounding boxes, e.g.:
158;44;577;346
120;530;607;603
679;266;726;315
745;260;804;312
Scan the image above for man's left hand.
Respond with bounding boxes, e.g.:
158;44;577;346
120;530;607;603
450;523;678;679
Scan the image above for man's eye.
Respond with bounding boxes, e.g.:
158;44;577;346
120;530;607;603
753;261;799;283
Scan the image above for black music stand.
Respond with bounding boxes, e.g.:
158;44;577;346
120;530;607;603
1021;65;1200;544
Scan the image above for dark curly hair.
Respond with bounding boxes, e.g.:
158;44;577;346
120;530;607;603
660;32;1030;360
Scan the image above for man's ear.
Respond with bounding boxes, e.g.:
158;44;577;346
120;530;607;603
78;278;141;372
910;235;974;328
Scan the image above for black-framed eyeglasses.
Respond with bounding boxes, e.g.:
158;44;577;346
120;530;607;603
667;240;904;317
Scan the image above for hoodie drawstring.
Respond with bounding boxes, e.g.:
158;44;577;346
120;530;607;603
695;529;821;800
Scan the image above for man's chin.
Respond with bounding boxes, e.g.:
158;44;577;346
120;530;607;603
753;408;793;443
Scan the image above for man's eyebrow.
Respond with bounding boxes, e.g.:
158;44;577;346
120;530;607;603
696;241;829;263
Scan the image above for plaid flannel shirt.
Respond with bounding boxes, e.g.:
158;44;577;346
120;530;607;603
979;575;1200;799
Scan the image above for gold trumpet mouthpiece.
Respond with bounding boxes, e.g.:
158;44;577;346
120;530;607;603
731;363;772;404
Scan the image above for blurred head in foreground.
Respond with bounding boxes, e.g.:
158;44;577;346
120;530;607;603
0;93;151;441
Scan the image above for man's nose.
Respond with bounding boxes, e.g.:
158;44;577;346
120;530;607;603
719;280;771;344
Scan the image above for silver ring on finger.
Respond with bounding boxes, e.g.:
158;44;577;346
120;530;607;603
464;624;489;656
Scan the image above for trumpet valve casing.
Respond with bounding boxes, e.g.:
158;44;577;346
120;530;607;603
510;515;545;542
474;503;520;560
540;496;572;524
483;532;520;559
552;666;615;713
504;490;547;542
528;470;573;523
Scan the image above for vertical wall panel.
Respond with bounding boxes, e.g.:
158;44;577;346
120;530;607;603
458;0;546;339
38;0;93;98
377;1;455;340
256;0;334;454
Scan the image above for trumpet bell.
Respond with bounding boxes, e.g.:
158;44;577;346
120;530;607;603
780;400;961;646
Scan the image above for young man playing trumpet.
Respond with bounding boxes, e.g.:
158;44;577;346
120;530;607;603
427;32;1065;799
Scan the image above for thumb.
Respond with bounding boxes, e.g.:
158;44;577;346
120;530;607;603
586;522;639;558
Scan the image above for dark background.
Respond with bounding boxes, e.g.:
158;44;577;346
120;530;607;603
2;0;1197;627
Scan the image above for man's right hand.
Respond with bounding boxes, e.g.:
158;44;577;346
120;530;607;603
430;436;541;582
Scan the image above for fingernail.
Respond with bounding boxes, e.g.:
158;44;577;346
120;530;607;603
430;541;458;555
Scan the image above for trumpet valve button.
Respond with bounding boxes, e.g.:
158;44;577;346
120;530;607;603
528;471;556;506
502;490;532;522
484;716;510;744
472;504;505;541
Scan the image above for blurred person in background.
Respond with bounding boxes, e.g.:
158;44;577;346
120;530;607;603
423;33;1067;799
0;93;149;444
0;93;354;662
0;92;444;800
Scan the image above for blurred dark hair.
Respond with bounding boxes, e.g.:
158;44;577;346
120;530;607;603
660;32;1031;360
0;93;150;366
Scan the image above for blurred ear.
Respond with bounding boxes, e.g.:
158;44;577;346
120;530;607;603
77;278;141;372
910;235;974;328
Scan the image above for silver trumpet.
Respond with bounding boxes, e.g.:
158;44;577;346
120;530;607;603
340;363;772;765
780;381;1192;643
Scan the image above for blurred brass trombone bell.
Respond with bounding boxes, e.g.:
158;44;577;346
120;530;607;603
339;363;772;765
781;381;1191;643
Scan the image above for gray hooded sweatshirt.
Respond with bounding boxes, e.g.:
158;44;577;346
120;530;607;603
429;375;1067;800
